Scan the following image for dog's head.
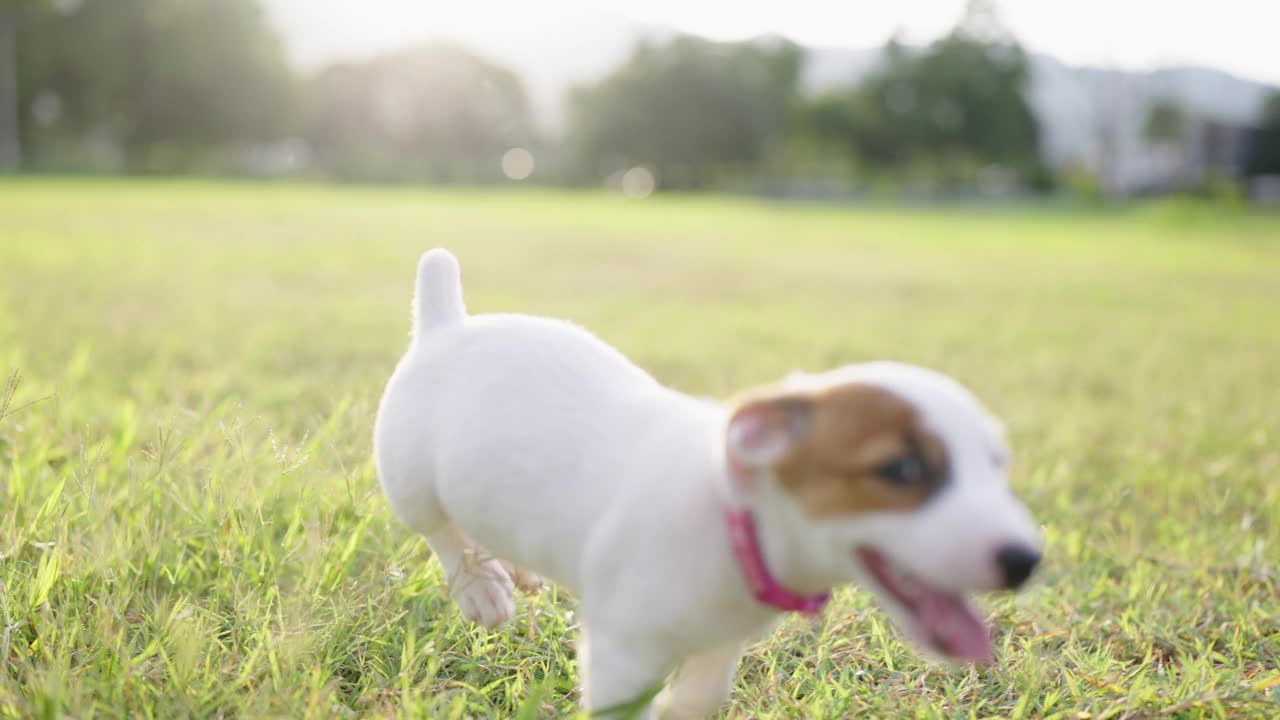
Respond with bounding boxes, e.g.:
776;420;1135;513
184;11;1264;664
725;361;1041;663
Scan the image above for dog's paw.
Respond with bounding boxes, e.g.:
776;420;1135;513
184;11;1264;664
450;559;515;629
501;560;546;595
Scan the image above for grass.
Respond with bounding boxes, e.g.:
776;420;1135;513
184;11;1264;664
1;178;1278;719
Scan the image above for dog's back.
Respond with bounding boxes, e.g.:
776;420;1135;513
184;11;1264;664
373;249;673;589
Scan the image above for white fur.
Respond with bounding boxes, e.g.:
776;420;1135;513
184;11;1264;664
374;249;1040;718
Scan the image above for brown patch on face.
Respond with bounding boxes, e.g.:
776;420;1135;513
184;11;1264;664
766;384;948;517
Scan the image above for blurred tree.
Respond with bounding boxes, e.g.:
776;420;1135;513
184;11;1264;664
6;0;296;171
797;0;1046;190
304;44;533;183
1245;93;1280;177
1143;99;1187;146
0;7;18;169
565;36;802;189
1142;98;1188;189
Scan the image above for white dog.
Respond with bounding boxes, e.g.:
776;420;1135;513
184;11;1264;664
374;249;1042;718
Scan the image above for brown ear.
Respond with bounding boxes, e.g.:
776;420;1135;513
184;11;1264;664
726;390;814;470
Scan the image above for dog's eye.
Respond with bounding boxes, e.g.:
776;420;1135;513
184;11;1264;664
874;455;926;487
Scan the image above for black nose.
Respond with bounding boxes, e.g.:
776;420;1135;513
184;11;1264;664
995;545;1041;590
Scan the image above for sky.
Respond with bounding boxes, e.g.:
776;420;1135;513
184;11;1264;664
266;0;1280;86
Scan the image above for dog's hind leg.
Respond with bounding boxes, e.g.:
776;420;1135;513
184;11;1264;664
499;560;545;595
427;524;516;629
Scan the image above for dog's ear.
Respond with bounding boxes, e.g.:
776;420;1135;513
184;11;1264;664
726;391;814;469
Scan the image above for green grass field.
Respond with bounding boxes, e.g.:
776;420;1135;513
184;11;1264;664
1;179;1278;719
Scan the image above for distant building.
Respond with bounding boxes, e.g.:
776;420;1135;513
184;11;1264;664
1183;119;1254;185
1128;117;1257;195
1250;175;1280;206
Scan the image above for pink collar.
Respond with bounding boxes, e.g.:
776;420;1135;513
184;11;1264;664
724;460;831;616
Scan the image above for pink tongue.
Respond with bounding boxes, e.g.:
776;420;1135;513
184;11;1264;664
918;590;993;664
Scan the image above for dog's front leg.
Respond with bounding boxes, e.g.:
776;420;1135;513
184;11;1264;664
580;628;673;720
653;644;744;719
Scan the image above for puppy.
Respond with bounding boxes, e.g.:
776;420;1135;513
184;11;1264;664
374;249;1042;718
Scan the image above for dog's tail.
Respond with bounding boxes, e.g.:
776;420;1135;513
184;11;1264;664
413;248;467;338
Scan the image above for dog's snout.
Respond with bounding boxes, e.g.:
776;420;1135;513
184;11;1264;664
995;544;1040;590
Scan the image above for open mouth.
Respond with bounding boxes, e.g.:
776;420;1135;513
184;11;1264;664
855;547;993;664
